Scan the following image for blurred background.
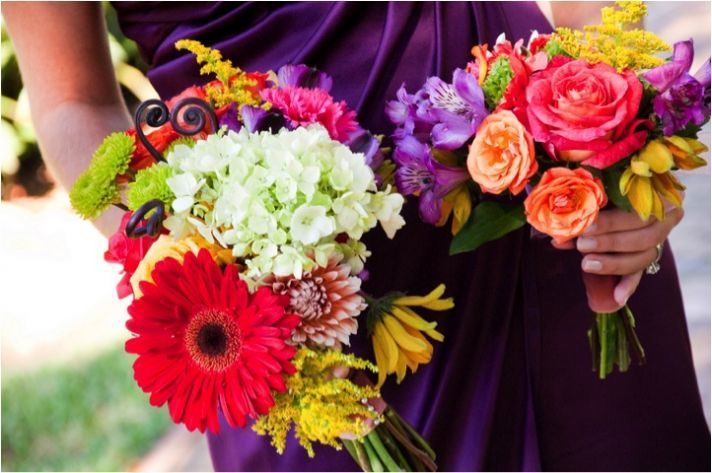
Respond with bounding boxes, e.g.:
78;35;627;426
0;2;709;471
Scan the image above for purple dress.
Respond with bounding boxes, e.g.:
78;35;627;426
113;2;710;471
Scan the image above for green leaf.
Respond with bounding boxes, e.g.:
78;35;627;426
449;201;526;255
601;166;633;212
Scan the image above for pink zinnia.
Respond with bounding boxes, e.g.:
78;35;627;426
261;86;358;142
269;258;365;348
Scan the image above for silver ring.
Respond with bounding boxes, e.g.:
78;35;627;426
646;243;664;275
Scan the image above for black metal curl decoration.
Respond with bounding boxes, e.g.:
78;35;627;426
125;199;166;238
134;99;170;163
170;97;218;136
133;97;218;164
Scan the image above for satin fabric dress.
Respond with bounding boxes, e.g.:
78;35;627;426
113;2;711;471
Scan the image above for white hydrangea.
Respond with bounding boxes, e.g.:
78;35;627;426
163;125;405;278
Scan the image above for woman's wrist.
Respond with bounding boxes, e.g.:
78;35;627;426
34;101;131;236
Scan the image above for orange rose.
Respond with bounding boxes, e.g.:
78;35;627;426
524;167;607;244
467;110;537;195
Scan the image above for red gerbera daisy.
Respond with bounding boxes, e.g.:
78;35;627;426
125;249;299;433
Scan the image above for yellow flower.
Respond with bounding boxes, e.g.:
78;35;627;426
431;150;472;236
130;234;234;297
663;136;708;170
620;139;688;221
368;284;454;387
553;1;669;71
252;348;380;457
437;185;472;236
175;39;269;108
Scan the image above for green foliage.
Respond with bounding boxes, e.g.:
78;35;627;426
482;56;514;109
599;165;633;212
127;163;175;211
1;346;171;472
449;201;527;255
69;132;135;219
544;38;567;59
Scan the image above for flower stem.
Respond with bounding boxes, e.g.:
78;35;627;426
367;431;402;472
378;425;413;471
387;409;436;460
363;436;385;472
382;415;436;471
351;439;373;472
589;306;646;380
343;439;367;471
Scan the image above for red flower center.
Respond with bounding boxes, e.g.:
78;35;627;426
185;309;241;372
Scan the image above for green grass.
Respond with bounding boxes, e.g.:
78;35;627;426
1;345;172;472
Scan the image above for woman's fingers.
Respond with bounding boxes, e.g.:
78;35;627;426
584;208;655;236
576;211;681;253
614;271;644;306
577;207;681;255
581;247;658;275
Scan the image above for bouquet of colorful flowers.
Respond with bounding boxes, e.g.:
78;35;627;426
70;40;447;471
386;1;710;379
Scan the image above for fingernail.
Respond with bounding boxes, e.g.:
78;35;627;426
577;237;597;251
582;259;602;272
614;287;630;306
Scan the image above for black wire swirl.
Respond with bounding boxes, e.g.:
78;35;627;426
133;99;170;163
170;97;218;136
125;199;166;238
128;98;217;237
133;97;218;163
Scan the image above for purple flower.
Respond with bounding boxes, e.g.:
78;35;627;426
644;40;711;135
241;105;287;133
277;64;333;91
386;84;435;142
392;135;469;224
218;103;241;132
386;69;488;150
424;69;488;150
345;127;384;171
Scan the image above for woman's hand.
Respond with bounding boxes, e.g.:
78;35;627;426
552;207;684;306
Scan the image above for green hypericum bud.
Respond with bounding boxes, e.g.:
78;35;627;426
69;132;135;219
482;56;514;109
126;163;175;211
544;38;567;59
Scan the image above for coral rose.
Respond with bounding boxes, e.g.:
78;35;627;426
524;167;607;244
525;58;649;169
467;110;537;195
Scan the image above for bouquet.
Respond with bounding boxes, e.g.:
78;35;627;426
70;40;447;470
386;1;710;379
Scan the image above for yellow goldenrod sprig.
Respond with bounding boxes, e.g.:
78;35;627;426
252;348;380;458
175;39;267;108
552;1;670;71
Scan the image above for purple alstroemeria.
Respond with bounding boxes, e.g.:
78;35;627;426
277;64;333;91
422;69;488;150
392;135;469;224
644;40;711;135
386;69;488;150
386;83;435;142
241;105;287;133
218;102;242;132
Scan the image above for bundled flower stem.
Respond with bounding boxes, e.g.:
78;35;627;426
588;306;646;379
341;406;437;472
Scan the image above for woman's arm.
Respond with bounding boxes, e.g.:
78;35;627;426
4;1;130;236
